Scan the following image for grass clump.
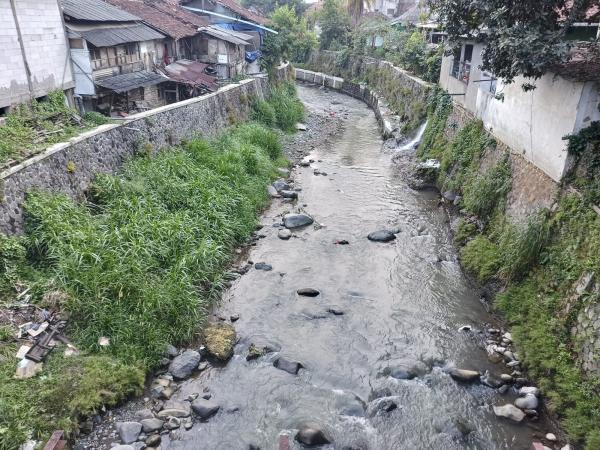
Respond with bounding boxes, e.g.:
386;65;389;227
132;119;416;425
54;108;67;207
253;81;304;133
0;91;108;165
460;235;502;282
418;90;452;160
463;157;512;220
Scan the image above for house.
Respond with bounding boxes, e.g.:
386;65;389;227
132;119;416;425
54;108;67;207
439;40;600;182
390;4;446;44
106;0;253;79
0;0;75;114
62;0;169;114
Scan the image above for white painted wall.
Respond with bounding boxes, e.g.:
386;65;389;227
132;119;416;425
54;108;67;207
0;0;74;109
439;41;597;182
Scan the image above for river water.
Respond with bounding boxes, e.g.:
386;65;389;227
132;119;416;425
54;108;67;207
157;85;549;449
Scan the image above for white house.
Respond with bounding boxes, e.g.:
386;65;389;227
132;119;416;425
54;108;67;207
0;0;75;113
439;41;600;182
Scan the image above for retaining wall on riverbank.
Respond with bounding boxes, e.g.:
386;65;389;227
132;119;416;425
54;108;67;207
301;50;433;135
0;65;291;235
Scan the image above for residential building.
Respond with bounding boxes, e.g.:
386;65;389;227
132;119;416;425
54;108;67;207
62;0;169;114
0;0;75;113
439;41;600;182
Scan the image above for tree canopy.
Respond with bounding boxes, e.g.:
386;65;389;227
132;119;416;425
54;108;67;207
241;0;306;16
318;0;352;50
427;0;598;87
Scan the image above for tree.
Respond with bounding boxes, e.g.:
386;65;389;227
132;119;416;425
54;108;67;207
242;0;306;16
427;0;598;88
347;0;373;24
261;5;318;71
318;0;352;50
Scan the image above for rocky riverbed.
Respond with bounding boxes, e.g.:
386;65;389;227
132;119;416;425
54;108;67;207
74;85;567;450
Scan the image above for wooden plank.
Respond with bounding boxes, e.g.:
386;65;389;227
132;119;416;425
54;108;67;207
43;430;64;450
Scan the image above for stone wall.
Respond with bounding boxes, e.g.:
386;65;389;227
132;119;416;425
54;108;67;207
303;50;433;135
0;65;289;235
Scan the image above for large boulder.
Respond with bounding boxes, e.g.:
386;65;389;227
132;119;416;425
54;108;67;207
191;398;220;419
203;323;236;360
117;422;142;444
157;400;191;418
169;350;201;380
283;213;314;229
140;418;164;433
367;230;396;242
449;368;480;382
514;394;538;410
493;404;525;422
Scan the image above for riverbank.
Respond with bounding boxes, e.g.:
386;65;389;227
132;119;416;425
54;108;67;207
0;82;304;450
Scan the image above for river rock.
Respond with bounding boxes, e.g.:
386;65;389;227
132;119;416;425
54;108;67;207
134;408;154;420
443;191;458;202
514;394;538;410
164;416;181;430
281;190;298;199
164;344;179;358
439;419;472;440
449;368;480;382
327;307;344;315
367;230;396;242
283;213;314;229
191;398;220;419
296;123;307;131
295;425;331;446
278;229;292;240
274;357;303;374
493;404;525;422
277;168;290;177
500;374;513;383
481;371;504;388
300;160;310;167
140;418;163;433
117;422;142;444
267;185;280;198
367;396;401;416
168;350;201;380
111;447;134;450
297;288;320;297
157;400;191;418
518;386;540;397
146;434;161;447
203;323;236;360
255;262;273;271
272;179;291;192
546;433;557;442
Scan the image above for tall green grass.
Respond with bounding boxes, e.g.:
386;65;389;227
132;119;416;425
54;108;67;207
252;81;305;133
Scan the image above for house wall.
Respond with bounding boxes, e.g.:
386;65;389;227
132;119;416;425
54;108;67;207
0;63;290;234
0;0;74;109
439;42;598;182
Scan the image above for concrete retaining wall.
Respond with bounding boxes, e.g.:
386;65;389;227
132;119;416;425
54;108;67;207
0;65;290;235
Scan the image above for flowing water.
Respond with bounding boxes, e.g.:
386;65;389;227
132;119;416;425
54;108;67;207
159;85;550;450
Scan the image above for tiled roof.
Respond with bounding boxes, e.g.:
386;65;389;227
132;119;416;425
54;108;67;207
61;0;139;22
105;0;207;39
95;70;168;92
555;43;600;82
211;0;268;25
74;23;165;46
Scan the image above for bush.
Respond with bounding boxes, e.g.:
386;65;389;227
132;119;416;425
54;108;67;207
251;99;276;127
463;157;512;220
460;235;502;281
83;111;111;125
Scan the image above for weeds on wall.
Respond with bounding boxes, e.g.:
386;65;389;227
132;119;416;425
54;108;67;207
251;81;305;133
0;120;287;448
0;91;111;166
419;96;600;448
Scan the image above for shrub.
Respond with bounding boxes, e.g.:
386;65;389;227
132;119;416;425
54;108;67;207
460;235;502;281
463;157;512;220
251;98;276;127
83;111;111;125
268;82;305;132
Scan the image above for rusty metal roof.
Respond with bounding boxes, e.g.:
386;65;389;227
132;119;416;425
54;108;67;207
61;0;139;22
164;59;219;91
75;23;165;46
96;70;168;92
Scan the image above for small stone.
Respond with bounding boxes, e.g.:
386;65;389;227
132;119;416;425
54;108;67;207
255;262;273;271
277;168;290;177
295;425;330;446
296;123;307;131
164;416;181;430
518;386;540;397
493;404;525;422
449;368;480;382
268;185;280;198
272;179;291;192
300;160;310;167
514;394;538;410
141;419;163;433
14;359;43;379
230;314;240;322
545;433;557;442
159;387;174;400
246;343;263;361
498;384;509;394
280;190;298;199
146;434;161;446
327;307;344;315
191;398;220;419
157;401;191;418
164;344;178;358
203;323;236;360
278;229;292;240
458;325;472;332
500;374;513;382
367;230;396;242
168;350;201;380
135;409;154;420
297;288;320;297
117;422;142;444
197;361;209;371
274;357;303;374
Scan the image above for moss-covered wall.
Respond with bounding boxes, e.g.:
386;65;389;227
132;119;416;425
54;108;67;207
418;92;600;449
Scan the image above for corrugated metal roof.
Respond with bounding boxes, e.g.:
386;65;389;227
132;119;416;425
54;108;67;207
61;0;140;22
95;70;168;92
199;25;251;45
76;24;165;46
211;0;268;25
164;59;219;91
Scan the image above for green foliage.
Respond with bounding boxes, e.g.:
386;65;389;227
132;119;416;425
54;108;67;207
82;111;111;126
585;431;600;450
251;98;277;127
0;235;27;294
454;218;477;245
0;91;105;165
463;157;512;220
460;235;502;281
253;82;304;133
261;5;317;71
564;121;600;157
318;0;351;50
0;350;143;449
418;90;452;159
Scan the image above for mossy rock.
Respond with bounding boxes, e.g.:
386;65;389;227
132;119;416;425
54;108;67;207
202;323;236;360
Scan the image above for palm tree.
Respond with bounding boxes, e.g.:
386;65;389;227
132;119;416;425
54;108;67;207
347;0;373;24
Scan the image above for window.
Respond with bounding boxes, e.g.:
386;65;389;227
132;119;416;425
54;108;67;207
69;38;84;49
